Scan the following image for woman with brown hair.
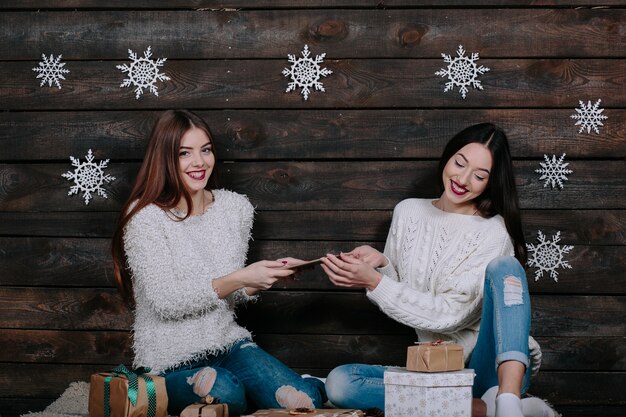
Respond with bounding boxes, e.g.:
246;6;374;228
111;110;325;415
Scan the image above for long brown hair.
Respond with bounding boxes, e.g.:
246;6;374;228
437;123;527;263
111;110;219;304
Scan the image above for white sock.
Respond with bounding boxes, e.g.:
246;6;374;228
481;386;499;417
495;393;524;417
521;397;557;417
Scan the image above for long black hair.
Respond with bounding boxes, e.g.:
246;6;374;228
437;123;527;263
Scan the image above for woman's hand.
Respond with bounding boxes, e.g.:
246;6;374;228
275;257;304;269
242;260;295;290
320;253;382;291
344;245;388;269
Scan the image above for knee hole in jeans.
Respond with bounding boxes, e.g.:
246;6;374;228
275;385;315;409
503;275;524;306
186;367;217;397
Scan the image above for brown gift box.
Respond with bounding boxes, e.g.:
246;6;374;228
180;403;228;417
406;340;464;372
250;409;364;416
88;370;168;417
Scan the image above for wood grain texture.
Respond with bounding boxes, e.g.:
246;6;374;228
1;210;624;244
0;2;624;413
1;59;624;110
0;329;133;364
239;293;626;337
2;1;625;9
0;363;623;405
1;9;622;59
1;109;625;161
1;161;624;211
2;330;624;371
2;288;623;338
2;237;623;294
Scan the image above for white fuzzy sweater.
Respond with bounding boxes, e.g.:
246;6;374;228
368;198;515;361
123;189;257;373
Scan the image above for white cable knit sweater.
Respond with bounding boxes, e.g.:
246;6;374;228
123;189;257;373
368;198;515;362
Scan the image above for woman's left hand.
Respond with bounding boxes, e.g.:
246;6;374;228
320;253;382;291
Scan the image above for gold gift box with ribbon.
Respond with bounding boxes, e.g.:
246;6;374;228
88;365;168;417
406;340;464;373
180;395;228;417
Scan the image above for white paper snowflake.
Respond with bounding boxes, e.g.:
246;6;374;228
435;45;490;99
535;153;573;189
571;99;608;134
526;230;573;282
32;53;70;89
61;149;116;205
116;46;170;99
282;44;333;101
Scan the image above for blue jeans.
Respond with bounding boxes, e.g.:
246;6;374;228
325;256;532;409
162;339;325;415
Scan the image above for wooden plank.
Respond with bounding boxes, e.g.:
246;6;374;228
0;237;114;287
240;293;626;337
258;335;626;372
1;210;624;244
3;329;623;372
2;1;624;9
2;109;625;161
0;362;623;405
0;9;622;59
2;1;625;9
1;161;624;211
1;235;623;293
0;212;118;237
530;372;626;405
0;363;101;398
535;336;626;371
1;59;623;110
0;329;132;364
2;288;623;337
255;209;626;245
256;243;626;294
0;287;133;331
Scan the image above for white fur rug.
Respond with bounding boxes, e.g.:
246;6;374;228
20;381;90;417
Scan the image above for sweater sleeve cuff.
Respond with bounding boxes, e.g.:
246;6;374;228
366;274;399;304
233;287;259;304
376;256;398;280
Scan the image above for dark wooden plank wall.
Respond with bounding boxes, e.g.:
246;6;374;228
0;2;624;416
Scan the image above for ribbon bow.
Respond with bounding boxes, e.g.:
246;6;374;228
104;364;157;417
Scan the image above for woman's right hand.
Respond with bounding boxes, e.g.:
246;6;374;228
241;260;295;290
344;245;387;269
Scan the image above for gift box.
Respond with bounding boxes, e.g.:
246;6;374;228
89;365;168;417
384;367;475;417
249;409;364;417
406;340;464;372
180;403;228;417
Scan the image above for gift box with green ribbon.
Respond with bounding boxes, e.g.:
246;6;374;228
89;364;168;417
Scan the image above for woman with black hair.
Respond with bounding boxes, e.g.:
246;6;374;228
321;124;556;417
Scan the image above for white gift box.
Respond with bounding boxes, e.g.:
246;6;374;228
384;367;475;417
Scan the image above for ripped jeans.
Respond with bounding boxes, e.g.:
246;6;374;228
325;256;532;409
161;339;325;415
